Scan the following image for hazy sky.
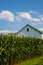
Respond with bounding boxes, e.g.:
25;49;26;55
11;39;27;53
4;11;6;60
0;0;43;33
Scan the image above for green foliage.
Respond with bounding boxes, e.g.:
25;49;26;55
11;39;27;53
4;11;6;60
0;35;43;65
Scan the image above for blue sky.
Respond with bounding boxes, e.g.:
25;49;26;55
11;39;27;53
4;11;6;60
0;0;43;33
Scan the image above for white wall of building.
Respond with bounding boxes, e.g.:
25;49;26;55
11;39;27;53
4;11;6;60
17;25;42;39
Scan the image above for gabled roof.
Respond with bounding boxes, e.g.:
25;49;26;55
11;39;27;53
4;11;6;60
16;24;43;34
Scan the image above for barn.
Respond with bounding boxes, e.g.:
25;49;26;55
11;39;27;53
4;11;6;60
16;24;43;39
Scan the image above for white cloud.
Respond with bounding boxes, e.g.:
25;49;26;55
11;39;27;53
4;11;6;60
0;10;43;24
40;17;43;21
18;12;32;21
0;30;11;33
39;15;43;23
16;11;43;25
32;18;40;22
0;30;16;35
29;11;38;15
0;10;14;22
38;28;43;32
17;12;41;22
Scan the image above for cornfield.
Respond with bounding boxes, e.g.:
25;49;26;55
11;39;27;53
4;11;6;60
0;35;43;65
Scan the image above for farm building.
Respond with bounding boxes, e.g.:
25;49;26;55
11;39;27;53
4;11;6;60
16;24;43;39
